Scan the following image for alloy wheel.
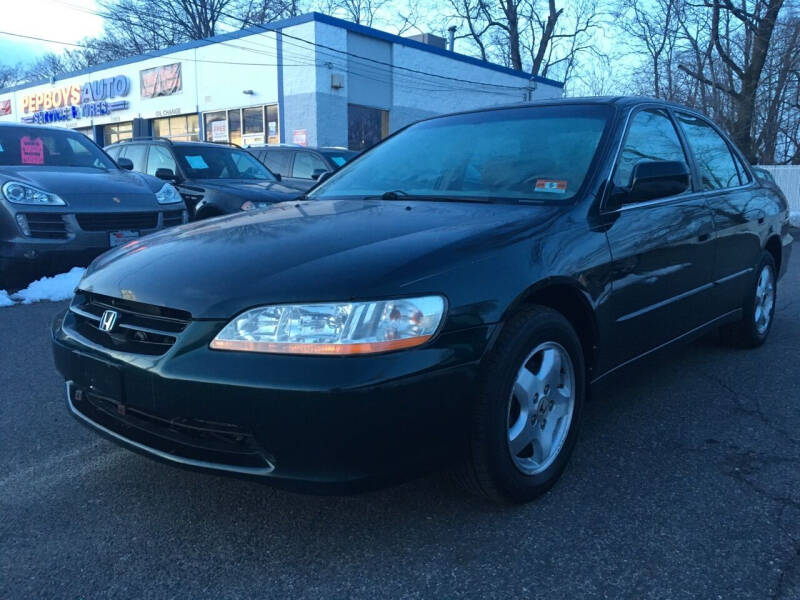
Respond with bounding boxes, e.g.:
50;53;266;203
506;341;576;475
754;265;775;335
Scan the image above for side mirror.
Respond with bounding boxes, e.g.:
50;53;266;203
311;168;329;180
117;157;134;171
272;172;282;181
626;160;690;204
155;168;177;181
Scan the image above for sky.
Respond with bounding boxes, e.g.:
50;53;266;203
0;0;104;66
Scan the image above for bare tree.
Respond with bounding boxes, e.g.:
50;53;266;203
446;0;604;81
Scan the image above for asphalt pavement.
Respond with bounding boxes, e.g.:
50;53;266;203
1;242;798;599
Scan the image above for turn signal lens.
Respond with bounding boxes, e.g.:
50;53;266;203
210;296;446;355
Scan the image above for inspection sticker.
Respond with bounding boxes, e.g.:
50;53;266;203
535;179;567;194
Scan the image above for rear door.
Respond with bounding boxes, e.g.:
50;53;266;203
603;107;717;364
673;112;762;313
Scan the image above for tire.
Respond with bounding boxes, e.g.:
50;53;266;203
457;305;585;504
720;251;777;348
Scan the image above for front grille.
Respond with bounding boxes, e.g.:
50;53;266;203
162;210;184;228
23;213;68;239
71;387;271;470
68;291;191;355
77;212;158;231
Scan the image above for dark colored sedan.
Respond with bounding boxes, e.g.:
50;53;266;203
52;98;793;503
105;139;301;219
0;124;187;288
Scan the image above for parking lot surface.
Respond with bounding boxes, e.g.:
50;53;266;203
1;241;798;599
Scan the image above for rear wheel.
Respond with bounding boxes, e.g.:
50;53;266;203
720;251;777;348
458;306;585;504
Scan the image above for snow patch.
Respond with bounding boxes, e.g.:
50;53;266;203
1;267;85;307
0;290;14;307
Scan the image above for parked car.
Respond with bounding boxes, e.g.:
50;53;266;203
104;139;301;219
248;145;357;191
0;123;187;289
53;98;793;503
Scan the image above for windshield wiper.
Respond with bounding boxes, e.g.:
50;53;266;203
369;190;490;203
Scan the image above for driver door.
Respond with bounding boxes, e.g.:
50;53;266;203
603;108;717;365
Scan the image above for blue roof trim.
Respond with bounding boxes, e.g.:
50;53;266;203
0;11;563;94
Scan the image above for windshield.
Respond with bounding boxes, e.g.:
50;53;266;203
173;145;277;181
310;105;611;202
319;150;357;167
0;126;116;169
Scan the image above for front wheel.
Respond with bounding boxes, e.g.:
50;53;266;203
458;306;585;504
720;251;777;348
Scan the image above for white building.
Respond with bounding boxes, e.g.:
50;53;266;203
0;12;564;150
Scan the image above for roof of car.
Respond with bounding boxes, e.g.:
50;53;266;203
0;122;85;133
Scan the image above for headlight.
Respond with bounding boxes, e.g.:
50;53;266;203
2;181;66;206
155;183;181;204
210;296;446;355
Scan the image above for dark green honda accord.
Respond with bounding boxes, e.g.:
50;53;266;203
52;98;793;503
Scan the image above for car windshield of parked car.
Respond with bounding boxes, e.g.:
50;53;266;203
319;150;357;167
173;146;277;181
0;126;116;169
310;105;611;203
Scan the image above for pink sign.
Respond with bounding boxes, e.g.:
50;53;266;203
0;99;11;116
20;136;44;165
292;129;308;146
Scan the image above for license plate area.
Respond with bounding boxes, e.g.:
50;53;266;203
109;230;139;247
73;352;122;400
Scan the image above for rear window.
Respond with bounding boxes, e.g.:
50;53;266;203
311;105;611;203
173;145;277;181
0;126;116;169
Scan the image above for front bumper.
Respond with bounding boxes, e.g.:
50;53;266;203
52;309;495;491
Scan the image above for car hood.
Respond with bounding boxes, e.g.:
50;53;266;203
81;199;562;319
193;179;301;201
0;166;161;208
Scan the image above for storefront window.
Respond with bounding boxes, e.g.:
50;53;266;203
266;105;279;145
153;114;199;141
348;105;389;151
74;127;93;140
103;122;133;146
229;110;242;146
202;105;278;146
204;111;226;143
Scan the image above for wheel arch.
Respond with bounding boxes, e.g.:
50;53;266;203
765;234;782;275
499;277;600;378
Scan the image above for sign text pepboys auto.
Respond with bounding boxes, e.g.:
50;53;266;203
21;75;131;124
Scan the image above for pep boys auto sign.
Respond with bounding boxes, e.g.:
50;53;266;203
21;75;131;124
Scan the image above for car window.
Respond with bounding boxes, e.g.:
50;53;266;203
311;104;611;203
146;145;177;176
122;144;148;172
731;150;752;185
676;113;741;190
106;146;121;160
262;150;292;176
613;109;690;189
292;152;329;179
0;125;116;169
172;145;276;181
319;151;356;167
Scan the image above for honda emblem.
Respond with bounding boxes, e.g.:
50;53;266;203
99;309;118;332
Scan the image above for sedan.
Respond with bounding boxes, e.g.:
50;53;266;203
52;97;793;503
